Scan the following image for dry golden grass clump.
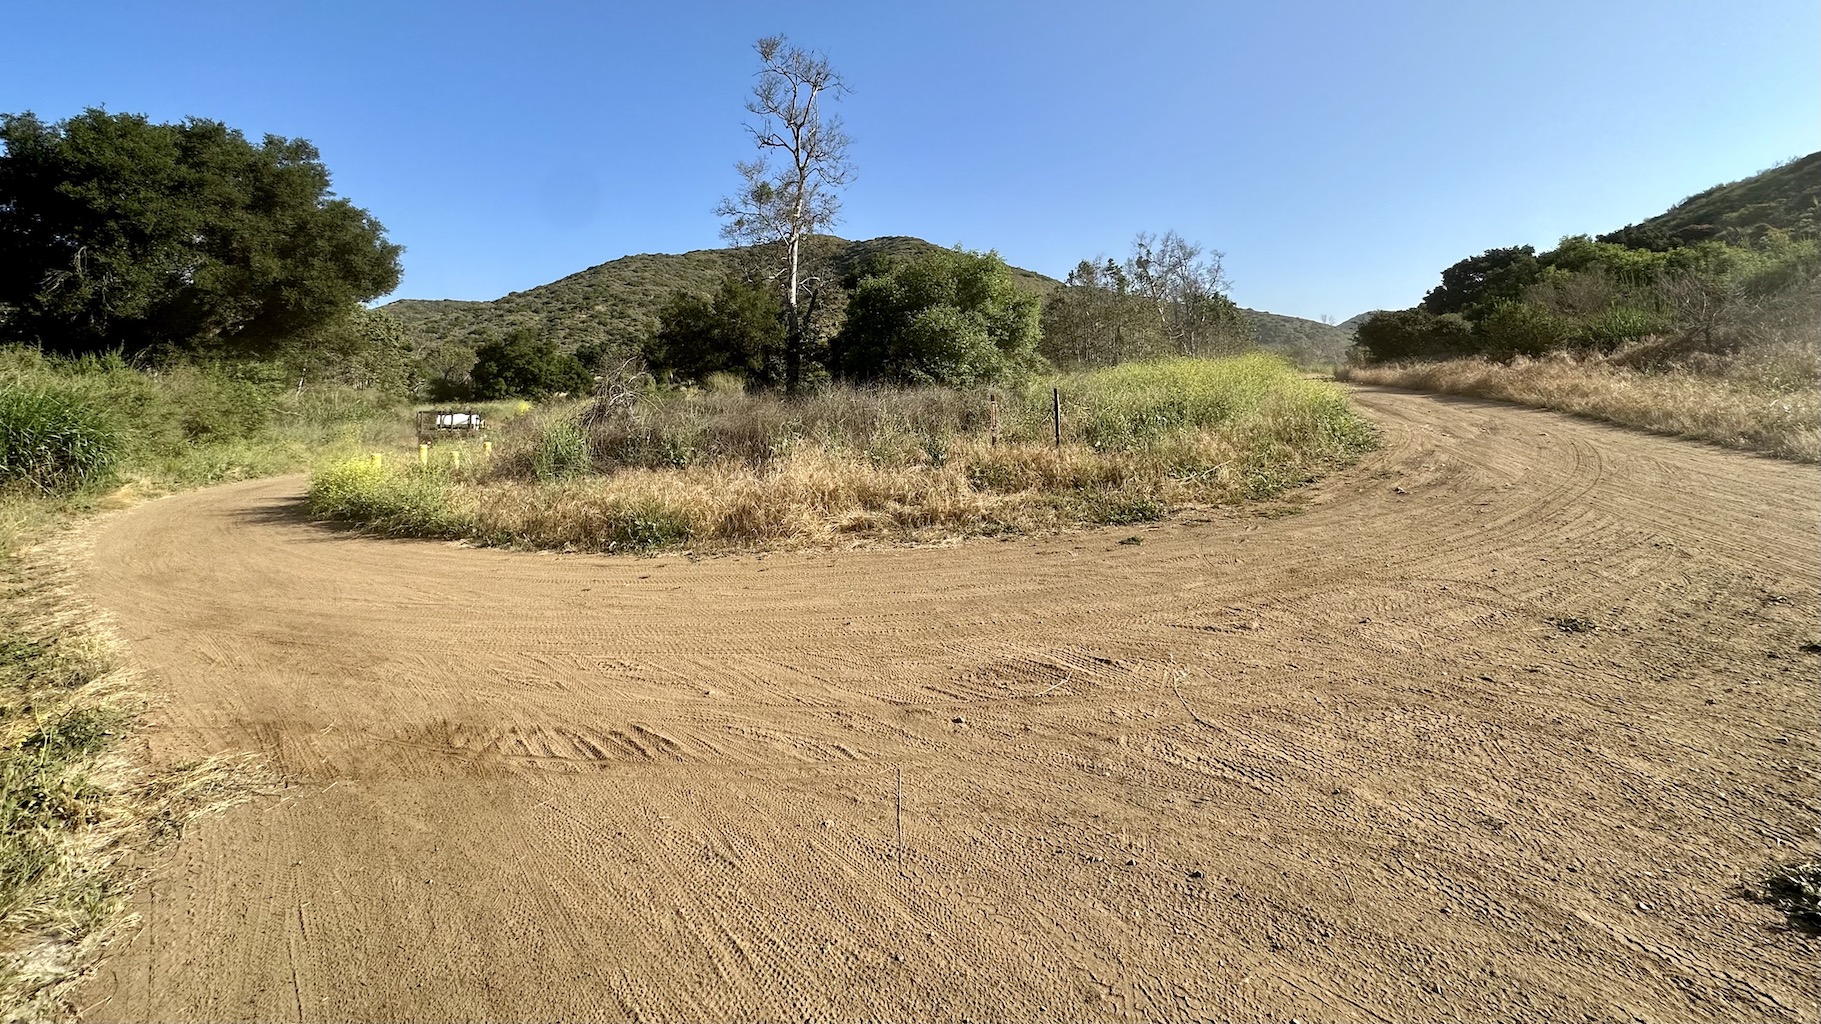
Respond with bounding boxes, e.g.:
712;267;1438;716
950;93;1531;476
1341;331;1821;463
312;355;1376;552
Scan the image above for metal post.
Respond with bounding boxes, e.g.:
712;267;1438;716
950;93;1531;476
1052;387;1062;448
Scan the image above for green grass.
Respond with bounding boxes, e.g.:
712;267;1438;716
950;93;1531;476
308;458;466;538
310;354;1376;552
0;347;416;553
0;383;125;494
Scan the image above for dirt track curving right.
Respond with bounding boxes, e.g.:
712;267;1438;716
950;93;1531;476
76;385;1818;1021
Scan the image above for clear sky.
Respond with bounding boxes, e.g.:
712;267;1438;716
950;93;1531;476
5;1;1817;321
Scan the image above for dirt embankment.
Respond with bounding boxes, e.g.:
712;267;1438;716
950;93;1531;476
75;386;1818;1022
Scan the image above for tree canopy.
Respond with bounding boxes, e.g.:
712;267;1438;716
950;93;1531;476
1419;246;1541;318
470;329;592;400
1040;232;1249;368
831;247;1042;386
0;109;401;356
646;276;786;385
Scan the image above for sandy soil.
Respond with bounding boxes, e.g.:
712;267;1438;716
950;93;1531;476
74;386;1818;1022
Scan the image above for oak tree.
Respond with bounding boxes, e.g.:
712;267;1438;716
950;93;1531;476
0;109;401;356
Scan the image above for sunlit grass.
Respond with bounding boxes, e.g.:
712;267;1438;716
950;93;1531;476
310;354;1376;552
1341;338;1820;462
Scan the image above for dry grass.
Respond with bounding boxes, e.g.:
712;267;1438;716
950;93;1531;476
313;356;1377;552
0;530;268;1021
1747;855;1821;934
1340;335;1821;462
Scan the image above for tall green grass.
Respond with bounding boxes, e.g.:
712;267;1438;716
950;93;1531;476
0;384;124;494
1;347;416;554
309;458;466;537
0;348;409;495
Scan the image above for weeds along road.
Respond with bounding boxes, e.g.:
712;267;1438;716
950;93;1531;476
79;386;1817;1022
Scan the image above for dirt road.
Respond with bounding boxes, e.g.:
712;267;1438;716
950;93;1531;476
77;387;1818;1022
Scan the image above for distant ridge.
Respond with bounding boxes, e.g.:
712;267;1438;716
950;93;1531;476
1240;308;1356;367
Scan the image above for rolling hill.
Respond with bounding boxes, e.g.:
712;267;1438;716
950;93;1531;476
1240;308;1356;367
1600;151;1820;248
383;236;1058;358
382;234;1353;366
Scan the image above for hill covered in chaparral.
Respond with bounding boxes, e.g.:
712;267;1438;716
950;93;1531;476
381;235;1358;366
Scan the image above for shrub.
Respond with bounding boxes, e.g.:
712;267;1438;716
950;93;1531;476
1084;491;1168;524
831;246;1043;386
1577;306;1668;352
1749;858;1821;933
646;277;784;386
1476;302;1566;360
531;420;591;481
471;329;592;399
162;367;278;441
1352;309;1474;363
0;383;123;493
307;458;463;536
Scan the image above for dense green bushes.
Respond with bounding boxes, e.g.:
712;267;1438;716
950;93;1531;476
646;276;787;386
1353;231;1819;365
470;329;593;400
831;247;1043;386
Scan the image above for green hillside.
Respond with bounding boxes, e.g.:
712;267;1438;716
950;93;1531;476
383;236;1060;356
1240;309;1355;366
383;234;1353;366
1600;151;1820;249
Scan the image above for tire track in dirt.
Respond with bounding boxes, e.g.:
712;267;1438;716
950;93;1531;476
76;386;1818;1022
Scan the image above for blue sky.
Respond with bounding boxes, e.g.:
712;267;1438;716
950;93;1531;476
5;1;1816;321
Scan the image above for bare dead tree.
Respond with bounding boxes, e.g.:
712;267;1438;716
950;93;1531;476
582;356;654;428
716;35;853;395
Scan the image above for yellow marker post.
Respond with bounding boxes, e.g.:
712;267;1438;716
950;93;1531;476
418;443;429;466
482;439;493;458
370;453;383;468
451;450;462;469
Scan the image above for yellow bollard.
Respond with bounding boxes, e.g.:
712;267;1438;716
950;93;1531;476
482;439;493;458
418;443;429;466
451;450;462;469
